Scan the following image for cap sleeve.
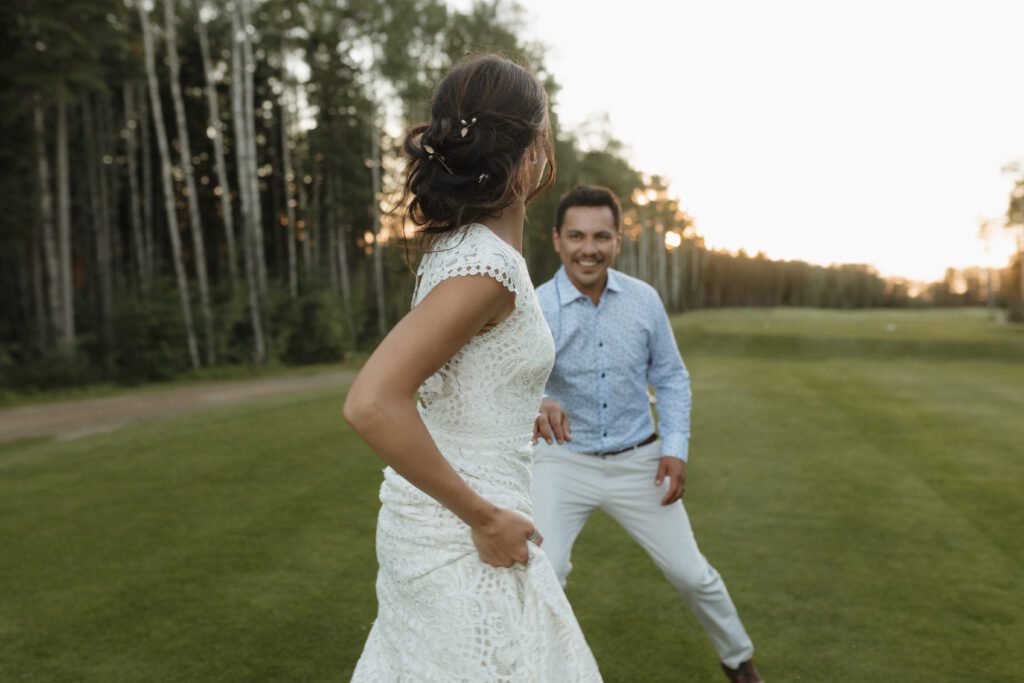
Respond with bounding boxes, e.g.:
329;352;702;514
413;225;519;306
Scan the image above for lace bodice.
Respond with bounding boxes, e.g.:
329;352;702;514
413;223;555;448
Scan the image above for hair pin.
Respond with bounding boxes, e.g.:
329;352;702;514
460;116;478;138
478;172;490;184
423;144;454;175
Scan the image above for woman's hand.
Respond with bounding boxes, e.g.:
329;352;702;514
470;508;543;568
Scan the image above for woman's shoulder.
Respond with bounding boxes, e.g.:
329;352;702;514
416;224;521;299
425;224;519;269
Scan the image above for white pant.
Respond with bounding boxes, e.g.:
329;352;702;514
531;439;755;669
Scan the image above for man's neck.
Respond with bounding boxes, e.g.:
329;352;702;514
565;269;608;306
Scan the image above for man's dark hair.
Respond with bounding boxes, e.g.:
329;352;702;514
554;185;622;233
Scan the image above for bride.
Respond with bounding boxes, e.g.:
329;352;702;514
344;54;602;681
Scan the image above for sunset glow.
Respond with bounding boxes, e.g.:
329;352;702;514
467;0;1024;282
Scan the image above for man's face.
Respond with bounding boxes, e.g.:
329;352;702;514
552;205;621;295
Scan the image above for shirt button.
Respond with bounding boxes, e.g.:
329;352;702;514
603;431;608;437
598;341;604;347
600;372;605;378
602;403;607;408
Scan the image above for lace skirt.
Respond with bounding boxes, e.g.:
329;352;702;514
350;434;602;682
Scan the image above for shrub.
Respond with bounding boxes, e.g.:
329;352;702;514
277;289;349;364
110;287;192;384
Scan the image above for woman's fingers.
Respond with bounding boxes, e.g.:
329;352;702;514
472;508;540;567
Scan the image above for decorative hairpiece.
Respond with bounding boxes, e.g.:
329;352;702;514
478;172;490;184
460;116;478;138
422;144;453;175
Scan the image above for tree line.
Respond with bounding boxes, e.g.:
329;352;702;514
0;0;1006;394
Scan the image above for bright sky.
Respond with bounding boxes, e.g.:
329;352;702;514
450;0;1024;281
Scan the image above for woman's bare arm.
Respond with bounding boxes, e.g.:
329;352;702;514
343;274;537;567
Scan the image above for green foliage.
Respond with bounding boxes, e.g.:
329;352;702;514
109;286;192;384
0;346;101;392
275;289;350;365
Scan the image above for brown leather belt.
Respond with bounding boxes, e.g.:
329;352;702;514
586;432;657;457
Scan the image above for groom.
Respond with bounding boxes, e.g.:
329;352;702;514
531;185;763;683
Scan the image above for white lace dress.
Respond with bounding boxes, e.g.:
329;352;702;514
351;224;602;682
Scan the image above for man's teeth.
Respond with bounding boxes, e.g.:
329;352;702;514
578;260;598;266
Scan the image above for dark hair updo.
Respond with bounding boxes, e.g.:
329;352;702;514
401;53;556;238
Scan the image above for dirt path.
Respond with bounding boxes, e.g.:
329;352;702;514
0;369;356;444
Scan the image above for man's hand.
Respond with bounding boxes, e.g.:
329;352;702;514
655;457;686;505
533;397;572;445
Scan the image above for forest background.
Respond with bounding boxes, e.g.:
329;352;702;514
2;0;1022;395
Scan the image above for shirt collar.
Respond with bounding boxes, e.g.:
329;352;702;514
554;266;622;306
605;268;624;293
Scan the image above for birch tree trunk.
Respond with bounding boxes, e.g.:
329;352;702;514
33;93;61;347
139;80;156;279
240;0;266;292
55;96;75;353
196;3;239;289
304;171;318;281
619;232;633;278
639;222;650;284
123;82;149;290
369;113;386;336
139;0;201;369
30;229;47;349
83;96;114;354
165;0;215;364
231;1;265;363
100;94;122;294
631;232;641;278
671;245;682;312
656;227;667;303
696;247;706;308
279;82;298;299
332;169;352;306
295;165;308;284
325;169;339;293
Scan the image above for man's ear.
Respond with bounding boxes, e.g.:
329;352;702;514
552;226;561;253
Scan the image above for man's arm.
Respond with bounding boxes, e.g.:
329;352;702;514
647;292;692;504
647;293;692;461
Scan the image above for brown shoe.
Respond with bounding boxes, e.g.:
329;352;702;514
721;659;764;683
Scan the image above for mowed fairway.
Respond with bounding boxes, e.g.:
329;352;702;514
1;309;1022;682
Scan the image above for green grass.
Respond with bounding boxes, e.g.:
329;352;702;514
1;308;1022;682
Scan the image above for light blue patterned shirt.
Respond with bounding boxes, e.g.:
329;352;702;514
536;267;692;461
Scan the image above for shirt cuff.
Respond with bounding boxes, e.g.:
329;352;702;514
661;433;689;462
